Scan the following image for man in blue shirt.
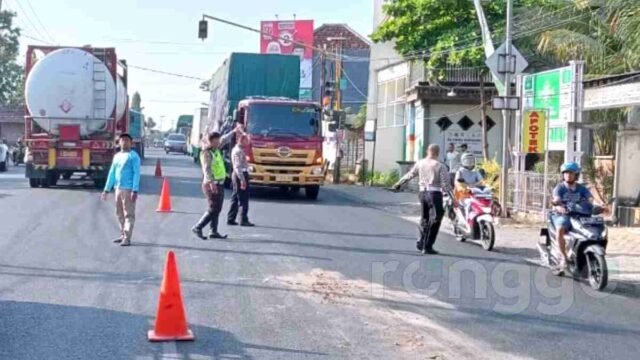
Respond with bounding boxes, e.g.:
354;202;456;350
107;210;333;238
101;133;141;247
551;162;593;273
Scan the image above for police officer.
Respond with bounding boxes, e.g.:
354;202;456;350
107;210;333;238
191;125;243;239
392;144;453;255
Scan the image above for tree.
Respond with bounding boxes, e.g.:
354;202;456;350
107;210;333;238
352;104;366;130
0;10;23;106
371;0;562;76
146;116;156;130
534;0;640;75
131;91;141;110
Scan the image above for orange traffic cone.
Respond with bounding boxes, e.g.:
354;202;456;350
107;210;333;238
148;251;194;342
156;178;172;213
155;159;162;177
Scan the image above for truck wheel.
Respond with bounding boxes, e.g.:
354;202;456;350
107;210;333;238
40;177;50;188
62;172;73;180
305;185;320;200
49;172;59;187
29;178;39;188
0;160;6;172
94;178;106;189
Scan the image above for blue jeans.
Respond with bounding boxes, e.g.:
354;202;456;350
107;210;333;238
552;214;572;231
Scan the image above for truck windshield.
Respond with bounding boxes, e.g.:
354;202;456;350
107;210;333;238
247;104;319;137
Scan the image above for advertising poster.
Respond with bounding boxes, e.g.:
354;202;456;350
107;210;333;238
260;20;314;100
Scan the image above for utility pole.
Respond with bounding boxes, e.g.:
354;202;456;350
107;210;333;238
331;38;345;185
499;0;513;216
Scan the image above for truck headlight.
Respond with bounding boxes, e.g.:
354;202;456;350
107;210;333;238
312;167;323;175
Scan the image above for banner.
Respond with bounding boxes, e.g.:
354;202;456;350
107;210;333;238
444;130;483;158
522;110;546;153
260;20;314;99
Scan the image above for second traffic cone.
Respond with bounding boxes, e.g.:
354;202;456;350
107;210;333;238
148;251;194;341
155;159;162;177
156;178;172;213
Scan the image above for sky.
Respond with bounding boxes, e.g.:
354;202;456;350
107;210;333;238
4;0;373;131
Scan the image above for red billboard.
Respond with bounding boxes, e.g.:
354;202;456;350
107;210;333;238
260;20;314;99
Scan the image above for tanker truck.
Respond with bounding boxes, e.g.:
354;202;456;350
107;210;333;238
23;46;129;188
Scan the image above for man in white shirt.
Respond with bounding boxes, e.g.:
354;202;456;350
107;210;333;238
445;143;460;185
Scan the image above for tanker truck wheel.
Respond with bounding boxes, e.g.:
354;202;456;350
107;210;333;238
29;178;38;188
62;172;73;180
94;178;106;190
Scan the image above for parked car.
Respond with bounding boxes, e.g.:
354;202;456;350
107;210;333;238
153;139;163;148
164;133;188;154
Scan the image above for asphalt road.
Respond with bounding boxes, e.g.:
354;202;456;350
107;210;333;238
0;148;638;360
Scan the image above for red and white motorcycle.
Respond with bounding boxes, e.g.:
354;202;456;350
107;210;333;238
445;185;496;251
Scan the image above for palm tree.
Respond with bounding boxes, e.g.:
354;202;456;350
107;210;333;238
533;0;640;76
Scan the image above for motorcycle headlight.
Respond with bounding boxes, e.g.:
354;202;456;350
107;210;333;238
312;167;323;175
601;228;608;239
248;166;256;173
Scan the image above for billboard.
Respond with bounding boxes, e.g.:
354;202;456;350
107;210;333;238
260;20;314;100
521;110;546;154
522;66;573;150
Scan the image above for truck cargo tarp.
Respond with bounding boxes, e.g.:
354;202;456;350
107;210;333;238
207;53;300;133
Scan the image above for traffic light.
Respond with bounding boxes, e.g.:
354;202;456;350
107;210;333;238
324;81;335;96
198;20;208;40
326;110;346;132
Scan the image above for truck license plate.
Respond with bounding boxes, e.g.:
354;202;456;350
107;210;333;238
61;151;77;157
276;175;293;182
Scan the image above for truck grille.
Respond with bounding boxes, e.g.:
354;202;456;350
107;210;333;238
253;149;314;166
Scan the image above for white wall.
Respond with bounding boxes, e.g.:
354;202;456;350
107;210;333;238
616;127;640;201
364;0;403;173
426;104;505;163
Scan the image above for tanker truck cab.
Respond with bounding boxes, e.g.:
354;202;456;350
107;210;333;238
236;97;326;200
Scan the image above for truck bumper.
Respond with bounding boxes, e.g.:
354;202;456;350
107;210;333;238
26;163;109;179
248;164;325;186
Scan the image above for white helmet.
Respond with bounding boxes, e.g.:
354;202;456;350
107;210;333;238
461;153;476;168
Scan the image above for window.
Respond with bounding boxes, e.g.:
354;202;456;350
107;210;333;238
376;76;407;128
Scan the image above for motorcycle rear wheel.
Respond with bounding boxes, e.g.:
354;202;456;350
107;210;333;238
587;253;608;291
480;221;495;251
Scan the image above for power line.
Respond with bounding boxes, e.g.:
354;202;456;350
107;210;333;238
23;0;56;44
128;65;208;81
10;0;49;44
341;68;368;100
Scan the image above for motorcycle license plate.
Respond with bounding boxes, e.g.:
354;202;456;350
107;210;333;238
276;175;293;182
580;217;604;225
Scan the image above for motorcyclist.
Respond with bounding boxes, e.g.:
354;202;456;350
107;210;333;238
454;153;484;219
551;162;594;274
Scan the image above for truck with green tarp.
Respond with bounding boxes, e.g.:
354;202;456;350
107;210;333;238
205;53;326;199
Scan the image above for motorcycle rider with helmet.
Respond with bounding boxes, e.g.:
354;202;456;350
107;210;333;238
454;153;484;219
551;162;594;274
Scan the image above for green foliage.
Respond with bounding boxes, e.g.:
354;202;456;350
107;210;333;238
146;116;156;130
371;0;556;73
535;0;640;75
131;92;142;110
582;156;614;203
0;10;23;106
366;170;400;187
477;158;501;195
352;104;366;130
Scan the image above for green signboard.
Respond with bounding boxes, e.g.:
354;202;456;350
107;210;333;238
522;66;574;150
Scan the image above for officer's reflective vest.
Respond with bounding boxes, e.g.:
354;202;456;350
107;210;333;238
209;149;226;181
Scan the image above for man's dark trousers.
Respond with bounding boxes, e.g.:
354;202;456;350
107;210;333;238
194;183;225;233
227;172;249;223
417;191;445;251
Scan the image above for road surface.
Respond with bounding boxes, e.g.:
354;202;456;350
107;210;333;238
0;148;638;359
